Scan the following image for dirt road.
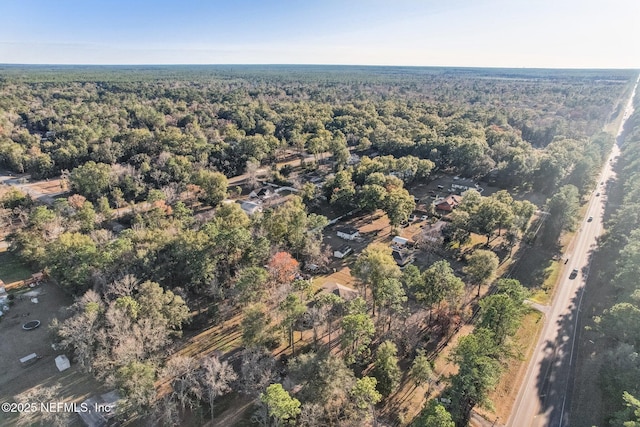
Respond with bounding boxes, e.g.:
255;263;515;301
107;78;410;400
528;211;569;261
0;172;66;205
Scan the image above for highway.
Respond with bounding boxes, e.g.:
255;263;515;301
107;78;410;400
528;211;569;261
508;76;639;427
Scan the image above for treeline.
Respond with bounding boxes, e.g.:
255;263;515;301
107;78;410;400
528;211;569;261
587;92;640;425
413;278;530;426
539;130;616;244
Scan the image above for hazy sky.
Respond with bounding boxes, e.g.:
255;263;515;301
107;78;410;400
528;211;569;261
1;0;638;68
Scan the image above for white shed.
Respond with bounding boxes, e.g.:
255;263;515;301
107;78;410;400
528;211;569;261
55;355;71;372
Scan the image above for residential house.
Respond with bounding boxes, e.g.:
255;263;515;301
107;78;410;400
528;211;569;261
419;220;447;244
435;195;461;212
249;187;273;199
336;226;359;241
392;250;414;267
239;201;263;216
320;282;359;301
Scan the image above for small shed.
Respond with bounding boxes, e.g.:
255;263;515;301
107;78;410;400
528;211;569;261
333;245;352;259
20;353;39;367
336;226;359;241
451;179;478;193
55;355;71;372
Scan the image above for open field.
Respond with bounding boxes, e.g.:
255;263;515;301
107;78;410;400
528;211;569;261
0;280;105;426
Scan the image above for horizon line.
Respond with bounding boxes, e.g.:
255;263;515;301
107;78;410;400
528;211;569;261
1;63;639;71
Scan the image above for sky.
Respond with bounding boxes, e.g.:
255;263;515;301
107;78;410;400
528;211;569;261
1;0;638;68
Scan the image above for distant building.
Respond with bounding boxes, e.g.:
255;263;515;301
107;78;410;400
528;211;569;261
320;282;359;301
336;226;359;241
451;179;480;193
420;220;447;243
391;236;410;250
78;390;120;427
392;250;414;267
435;195;461;212
240;201;263;216
333;245;353;259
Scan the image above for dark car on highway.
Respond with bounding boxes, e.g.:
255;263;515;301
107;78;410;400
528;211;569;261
569;268;579;279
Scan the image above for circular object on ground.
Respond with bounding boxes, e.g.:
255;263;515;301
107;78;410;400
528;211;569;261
22;320;41;330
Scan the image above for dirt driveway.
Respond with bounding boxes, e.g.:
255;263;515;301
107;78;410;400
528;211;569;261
0;282;102;425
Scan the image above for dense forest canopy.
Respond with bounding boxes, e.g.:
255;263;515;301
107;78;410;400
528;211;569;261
0;66;636;426
0;66;633;192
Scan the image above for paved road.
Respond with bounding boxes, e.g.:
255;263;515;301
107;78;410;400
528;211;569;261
508;76;639;427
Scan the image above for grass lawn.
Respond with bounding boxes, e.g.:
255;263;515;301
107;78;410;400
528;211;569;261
0;251;32;284
529;261;560;305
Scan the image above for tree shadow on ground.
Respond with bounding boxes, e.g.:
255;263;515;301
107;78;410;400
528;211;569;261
509;239;562;291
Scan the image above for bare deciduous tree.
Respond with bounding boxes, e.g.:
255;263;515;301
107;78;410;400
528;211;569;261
239;347;276;396
200;354;238;421
104;274;139;299
246;159;260;189
17;383;71;427
148;395;180;427
163;356;202;412
299;402;324;427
